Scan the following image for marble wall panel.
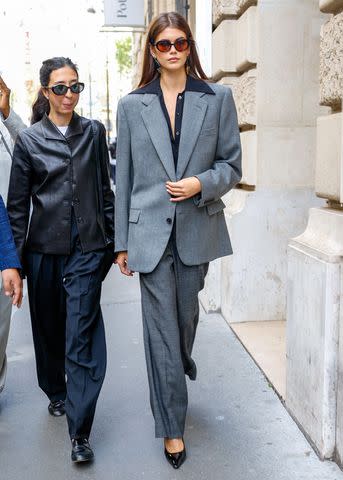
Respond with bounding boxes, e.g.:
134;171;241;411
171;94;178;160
240;130;257;186
212;7;257;79
212;19;237;79
315;113;342;202
236;6;258;72
287;211;341;459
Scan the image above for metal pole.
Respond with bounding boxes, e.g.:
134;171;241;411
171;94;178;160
184;0;190;20
88;71;92;118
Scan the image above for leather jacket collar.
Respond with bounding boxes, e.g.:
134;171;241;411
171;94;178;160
41;112;84;140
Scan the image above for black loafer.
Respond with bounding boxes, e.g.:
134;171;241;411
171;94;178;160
164;444;187;469
71;438;94;463
48;400;65;417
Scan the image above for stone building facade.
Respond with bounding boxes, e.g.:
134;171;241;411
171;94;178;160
134;0;343;468
285;0;343;465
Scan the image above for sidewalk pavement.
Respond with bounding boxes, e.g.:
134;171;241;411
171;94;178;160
1;265;342;480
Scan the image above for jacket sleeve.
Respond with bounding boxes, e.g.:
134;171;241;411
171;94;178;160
114;99;132;253
98;122;115;245
6;133;32;265
1;109;27;143
0;195;21;271
194;87;242;207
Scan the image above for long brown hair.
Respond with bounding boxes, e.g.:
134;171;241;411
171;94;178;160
138;12;208;88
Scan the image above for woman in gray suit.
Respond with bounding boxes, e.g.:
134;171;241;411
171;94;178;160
115;12;242;469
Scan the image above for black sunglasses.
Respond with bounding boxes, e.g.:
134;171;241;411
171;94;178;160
151;37;190;53
46;82;85;96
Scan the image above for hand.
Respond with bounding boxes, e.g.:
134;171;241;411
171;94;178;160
1;268;23;307
0;76;11;119
166;177;202;202
115;251;134;276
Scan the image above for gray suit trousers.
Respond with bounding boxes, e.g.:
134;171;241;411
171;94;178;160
139;232;208;438
0;279;12;393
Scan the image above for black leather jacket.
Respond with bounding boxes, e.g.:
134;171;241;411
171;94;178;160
7;113;114;264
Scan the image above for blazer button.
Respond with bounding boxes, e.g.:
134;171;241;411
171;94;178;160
166;218;172;224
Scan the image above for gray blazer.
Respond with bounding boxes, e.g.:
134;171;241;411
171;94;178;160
0;109;27;199
115;80;242;273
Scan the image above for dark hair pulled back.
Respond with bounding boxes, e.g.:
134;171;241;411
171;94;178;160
31;57;78;124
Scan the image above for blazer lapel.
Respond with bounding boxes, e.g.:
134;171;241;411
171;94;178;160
141;94;176;181
177;92;208;179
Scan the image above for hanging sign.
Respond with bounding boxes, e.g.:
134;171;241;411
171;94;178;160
104;0;145;28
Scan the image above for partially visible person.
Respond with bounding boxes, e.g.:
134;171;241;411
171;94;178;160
0;76;27;198
0;76;26;395
115;11;241;470
7;57;114;463
108;138;117;185
0;194;23;393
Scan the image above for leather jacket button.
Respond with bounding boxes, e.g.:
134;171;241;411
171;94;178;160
166;218;172;224
77;217;84;224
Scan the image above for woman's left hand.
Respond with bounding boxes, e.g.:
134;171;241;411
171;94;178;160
166;177;202;202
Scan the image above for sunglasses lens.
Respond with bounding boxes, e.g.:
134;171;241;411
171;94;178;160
156;40;171;52
175;39;189;52
71;82;84;93
52;84;68;95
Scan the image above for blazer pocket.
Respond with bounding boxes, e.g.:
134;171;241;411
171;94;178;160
206;199;226;216
129;208;141;223
200;127;217;137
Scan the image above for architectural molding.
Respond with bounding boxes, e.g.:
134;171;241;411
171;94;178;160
213;0;239;27
233;68;257;127
320;0;343;14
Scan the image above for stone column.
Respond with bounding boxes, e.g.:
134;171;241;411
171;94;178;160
200;0;326;324
286;0;343;462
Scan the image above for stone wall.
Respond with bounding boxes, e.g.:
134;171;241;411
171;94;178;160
201;1;326;323
320;11;343;110
213;0;257;25
286;0;343;466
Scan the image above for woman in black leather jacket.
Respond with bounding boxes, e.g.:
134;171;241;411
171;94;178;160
7;57;115;463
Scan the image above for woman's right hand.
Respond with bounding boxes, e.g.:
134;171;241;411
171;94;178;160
0;76;11;119
115;251;134;276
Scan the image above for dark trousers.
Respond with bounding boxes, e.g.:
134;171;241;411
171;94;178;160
139;230;209;438
26;217;112;439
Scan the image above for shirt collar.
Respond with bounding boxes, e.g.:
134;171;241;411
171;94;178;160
41;112;83;140
130;75;215;96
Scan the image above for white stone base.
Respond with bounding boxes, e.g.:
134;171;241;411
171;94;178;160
286;207;343;459
201;187;324;320
199;258;222;313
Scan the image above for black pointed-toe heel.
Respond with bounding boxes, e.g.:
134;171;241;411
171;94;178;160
164;441;186;469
